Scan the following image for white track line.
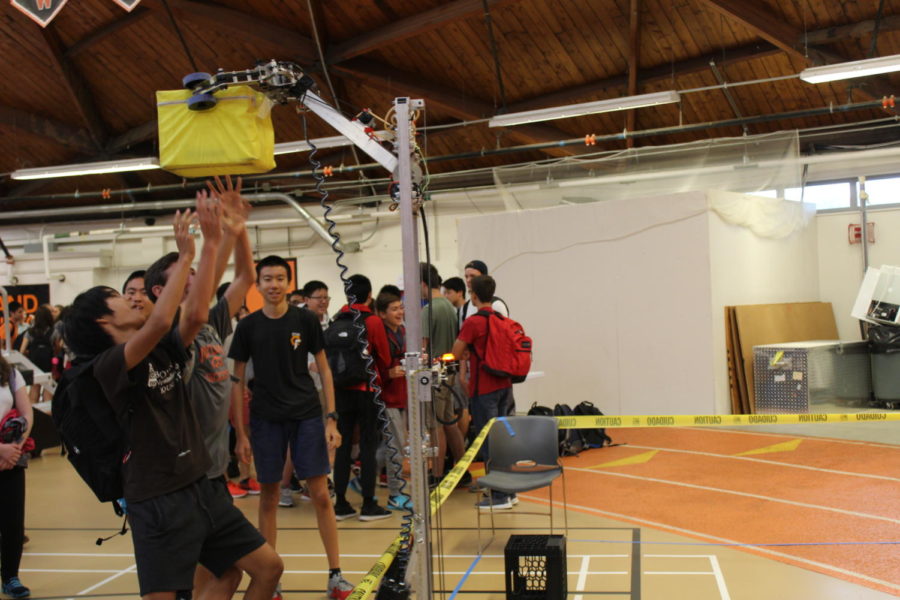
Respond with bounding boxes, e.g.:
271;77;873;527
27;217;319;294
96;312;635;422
573;555;591;600
644;554;731;600
568;467;900;524
709;554;732;600
23;553;133;557
76;564;136;596
533;498;900;592
21;569;122;574
678;427;900;450
623;443;900;482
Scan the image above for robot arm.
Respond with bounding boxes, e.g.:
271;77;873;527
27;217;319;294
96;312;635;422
184;60;398;173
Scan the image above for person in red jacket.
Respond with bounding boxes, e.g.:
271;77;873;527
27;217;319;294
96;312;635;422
374;291;411;511
331;275;393;521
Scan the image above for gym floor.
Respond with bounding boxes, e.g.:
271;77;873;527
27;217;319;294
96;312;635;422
18;422;900;599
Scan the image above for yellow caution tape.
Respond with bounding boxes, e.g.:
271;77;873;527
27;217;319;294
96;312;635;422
349;410;898;597
348;418;494;599
346;538;401;600
555;412;900;429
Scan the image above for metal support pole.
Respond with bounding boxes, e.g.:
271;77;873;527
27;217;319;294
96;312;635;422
859;176;870;272
395;97;433;599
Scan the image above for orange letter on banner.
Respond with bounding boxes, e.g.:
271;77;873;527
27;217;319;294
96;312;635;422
22;295;39;312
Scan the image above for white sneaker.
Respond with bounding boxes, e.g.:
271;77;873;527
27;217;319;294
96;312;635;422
278;486;294;507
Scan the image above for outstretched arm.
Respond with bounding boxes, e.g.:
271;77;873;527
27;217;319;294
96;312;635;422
209;176;254;318
123;209;196;369
178;190;222;347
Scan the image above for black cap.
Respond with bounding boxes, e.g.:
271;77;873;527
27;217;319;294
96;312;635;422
464;259;488;275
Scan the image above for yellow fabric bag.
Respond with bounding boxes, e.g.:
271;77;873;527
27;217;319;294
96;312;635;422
156;85;276;177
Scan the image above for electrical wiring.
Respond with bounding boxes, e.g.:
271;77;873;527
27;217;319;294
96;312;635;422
302;109;417;588
302;105;415;596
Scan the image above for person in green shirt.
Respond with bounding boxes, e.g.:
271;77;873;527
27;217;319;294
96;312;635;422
420;263;467;484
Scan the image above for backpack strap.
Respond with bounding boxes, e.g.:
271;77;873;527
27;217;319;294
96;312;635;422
492;296;510;316
469;310;496;397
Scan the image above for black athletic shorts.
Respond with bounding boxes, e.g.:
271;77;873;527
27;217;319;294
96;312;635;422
128;476;265;595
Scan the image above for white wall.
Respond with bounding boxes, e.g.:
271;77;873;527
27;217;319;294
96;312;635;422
816;206;900;340
706;193;821;413
458;192;717;416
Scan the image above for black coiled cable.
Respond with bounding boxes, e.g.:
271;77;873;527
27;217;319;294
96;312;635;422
300;112;416;568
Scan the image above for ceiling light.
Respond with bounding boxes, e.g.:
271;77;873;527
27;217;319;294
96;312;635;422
11;157;160;180
799;54;900;84
488;91;681;128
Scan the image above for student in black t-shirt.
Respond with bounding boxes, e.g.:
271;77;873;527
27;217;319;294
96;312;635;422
63;200;282;600
228;255;352;599
143;176;262;599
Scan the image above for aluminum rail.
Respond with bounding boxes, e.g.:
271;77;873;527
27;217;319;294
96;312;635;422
38;193;338;281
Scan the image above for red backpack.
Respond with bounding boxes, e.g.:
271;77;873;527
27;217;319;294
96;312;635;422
473;310;533;383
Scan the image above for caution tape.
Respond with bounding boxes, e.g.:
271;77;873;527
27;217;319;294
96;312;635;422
555;412;900;429
348;410;898;597
348;418;494;599
345;538;401;600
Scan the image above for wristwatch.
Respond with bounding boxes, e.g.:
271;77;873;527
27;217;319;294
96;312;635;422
325;411;339;422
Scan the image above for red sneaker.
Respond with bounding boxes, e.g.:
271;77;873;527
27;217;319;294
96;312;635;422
228;481;248;499
240;477;262;495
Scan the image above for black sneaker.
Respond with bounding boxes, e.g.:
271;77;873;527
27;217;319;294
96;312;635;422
358;502;392;522
457;471;473;488
333;500;357;521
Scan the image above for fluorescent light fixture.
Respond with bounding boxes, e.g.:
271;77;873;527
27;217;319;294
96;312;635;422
488;90;681;128
11;157;160;180
274;131;388;156
799;53;900;84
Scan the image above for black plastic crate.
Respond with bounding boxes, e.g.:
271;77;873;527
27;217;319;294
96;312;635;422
504;534;567;600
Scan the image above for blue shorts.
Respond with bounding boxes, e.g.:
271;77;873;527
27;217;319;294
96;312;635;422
250;415;330;483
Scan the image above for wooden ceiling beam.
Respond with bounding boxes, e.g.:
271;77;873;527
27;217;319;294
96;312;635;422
39;27;107;150
805;13;900;46
0;105;96;155
141;0;316;63
327;0;522;64
696;0;803;59
65;7;153;59
106;120;159;154
507;9;900;116
331;58;579;157
508;42;780;112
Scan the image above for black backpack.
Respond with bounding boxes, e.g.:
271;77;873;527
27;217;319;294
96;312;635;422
553;403;585;456
51;358;129;514
27;330;54;372
573;401;613;448
324;311;371;388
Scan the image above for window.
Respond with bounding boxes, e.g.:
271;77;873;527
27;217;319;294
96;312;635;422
859;176;900;206
785;182;851;210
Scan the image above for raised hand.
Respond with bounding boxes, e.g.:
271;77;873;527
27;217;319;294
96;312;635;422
172;208;196;260
195;189;223;244
207;175;249;237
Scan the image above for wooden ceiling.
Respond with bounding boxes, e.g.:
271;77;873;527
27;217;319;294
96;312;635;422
1;0;899;214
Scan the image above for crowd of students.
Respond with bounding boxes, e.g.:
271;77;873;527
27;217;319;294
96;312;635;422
0;178;520;600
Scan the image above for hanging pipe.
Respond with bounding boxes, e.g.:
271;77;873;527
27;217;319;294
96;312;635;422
2;98;892;205
37;193;342;281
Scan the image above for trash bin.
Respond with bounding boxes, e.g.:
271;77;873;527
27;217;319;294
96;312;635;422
867;325;900;409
